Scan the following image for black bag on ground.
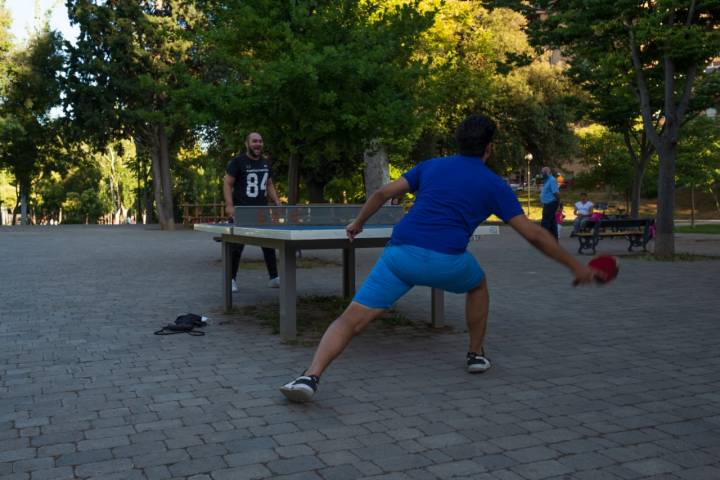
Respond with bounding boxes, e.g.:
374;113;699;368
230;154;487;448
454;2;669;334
154;313;207;336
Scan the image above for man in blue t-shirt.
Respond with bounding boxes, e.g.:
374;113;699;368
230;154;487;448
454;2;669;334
280;114;599;403
540;166;561;240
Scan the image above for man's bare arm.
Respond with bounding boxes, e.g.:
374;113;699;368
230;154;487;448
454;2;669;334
507;214;596;285
346;178;410;240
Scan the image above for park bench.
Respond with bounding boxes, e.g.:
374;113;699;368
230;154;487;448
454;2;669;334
571;218;655;254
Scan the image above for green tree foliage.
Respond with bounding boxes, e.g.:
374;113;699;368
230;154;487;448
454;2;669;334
0;28;64;224
172;144;225;208
65;0;206;229
61;188;111;224
677;115;720;220
0;0;12;97
194;0;435;202
406;2;578;178
501;0;720;256
0;0;13;214
34;140;138;223
488;58;579;175
411;0;497;144
574;124;657;202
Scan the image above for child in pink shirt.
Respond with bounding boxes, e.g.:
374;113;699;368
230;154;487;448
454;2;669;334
555;204;566;237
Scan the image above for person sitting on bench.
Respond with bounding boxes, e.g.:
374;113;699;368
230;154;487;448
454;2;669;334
573;192;594;233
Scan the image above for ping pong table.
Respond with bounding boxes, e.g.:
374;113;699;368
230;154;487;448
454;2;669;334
195;205;499;338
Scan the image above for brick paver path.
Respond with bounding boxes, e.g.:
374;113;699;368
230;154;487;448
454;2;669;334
1;225;719;480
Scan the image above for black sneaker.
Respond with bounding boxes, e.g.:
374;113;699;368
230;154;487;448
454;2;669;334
467;349;491;373
280;374;319;402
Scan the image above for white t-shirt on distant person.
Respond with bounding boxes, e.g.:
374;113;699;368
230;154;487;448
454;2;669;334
574;200;593;216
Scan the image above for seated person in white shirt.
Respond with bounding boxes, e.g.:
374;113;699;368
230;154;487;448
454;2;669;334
573;192;594;232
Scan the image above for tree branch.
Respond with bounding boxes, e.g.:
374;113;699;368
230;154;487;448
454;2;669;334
663;13;676;125
640;130;655;167
623;129;640;167
687;0;697;25
628;26;661;147
629;128;640;147
676;64;698;121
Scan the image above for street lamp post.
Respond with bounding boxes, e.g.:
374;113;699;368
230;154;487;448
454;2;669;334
525;153;533;217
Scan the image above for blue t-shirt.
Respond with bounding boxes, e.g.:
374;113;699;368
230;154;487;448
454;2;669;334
391;155;524;254
540;176;559;204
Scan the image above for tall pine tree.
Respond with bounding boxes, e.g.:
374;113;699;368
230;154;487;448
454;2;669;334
65;0;205;229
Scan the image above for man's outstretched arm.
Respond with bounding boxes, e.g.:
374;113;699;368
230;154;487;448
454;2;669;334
346;178;410;240
507;214;597;285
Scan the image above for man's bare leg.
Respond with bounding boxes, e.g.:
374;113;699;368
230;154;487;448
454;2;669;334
465;279;491;372
306;301;384;377
281;301;383;402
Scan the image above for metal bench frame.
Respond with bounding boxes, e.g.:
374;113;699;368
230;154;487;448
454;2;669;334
572;218;654;254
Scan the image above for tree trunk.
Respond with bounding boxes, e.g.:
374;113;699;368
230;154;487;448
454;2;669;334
149;124;175;230
655;144;676;258
630;163;644;219
623;130;653;219
158;125;175;229
628;31;696;259
363;142;390;200
12;186;19;225
305;179;326;203
19;180;29;226
133;136;145;224
150;144;166;225
690;184;695;228
711;185;720;214
287;153;300;204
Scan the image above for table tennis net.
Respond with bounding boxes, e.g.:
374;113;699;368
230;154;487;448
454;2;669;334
233;204;404;226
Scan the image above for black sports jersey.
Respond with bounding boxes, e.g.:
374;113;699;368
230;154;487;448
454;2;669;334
226;154;273;206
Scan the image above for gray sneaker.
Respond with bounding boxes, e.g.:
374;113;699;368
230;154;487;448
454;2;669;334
268;277;280;288
231;279;239;293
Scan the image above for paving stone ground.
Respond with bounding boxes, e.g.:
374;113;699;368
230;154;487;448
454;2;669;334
1;224;719;480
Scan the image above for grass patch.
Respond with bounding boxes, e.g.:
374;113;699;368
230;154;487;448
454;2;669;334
239;295;419;346
674;224;720;234
617;252;720;261
238;257;340;270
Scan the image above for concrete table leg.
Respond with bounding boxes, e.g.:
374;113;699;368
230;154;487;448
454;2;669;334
431;288;444;327
342;247;356;298
223;240;233;312
279;243;298;339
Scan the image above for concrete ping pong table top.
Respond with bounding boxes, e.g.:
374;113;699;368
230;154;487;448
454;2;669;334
195;205;499;338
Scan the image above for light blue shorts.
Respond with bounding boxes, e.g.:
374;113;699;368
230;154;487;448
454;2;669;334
353;244;485;309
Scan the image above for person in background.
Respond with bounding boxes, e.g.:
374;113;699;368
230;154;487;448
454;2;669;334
223;132;282;291
539;167;560;240
555;202;566;237
572;192;594;233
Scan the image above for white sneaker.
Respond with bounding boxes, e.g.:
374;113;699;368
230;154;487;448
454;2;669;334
231;279;239;292
280;375;319;403
268;277;280;288
467;349;491;373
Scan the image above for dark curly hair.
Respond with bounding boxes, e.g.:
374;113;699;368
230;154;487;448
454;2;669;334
455;114;496;157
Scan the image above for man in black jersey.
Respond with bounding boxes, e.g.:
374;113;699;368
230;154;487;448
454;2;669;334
223;132;282;290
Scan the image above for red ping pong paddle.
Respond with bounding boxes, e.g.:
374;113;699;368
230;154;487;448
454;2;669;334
588;255;619;284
